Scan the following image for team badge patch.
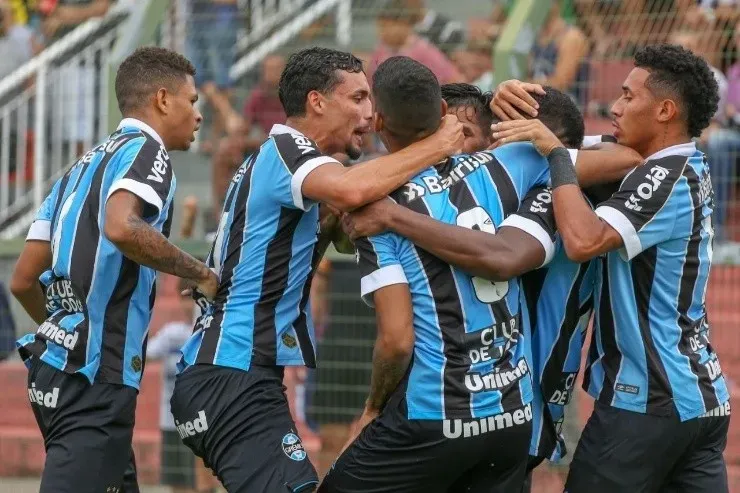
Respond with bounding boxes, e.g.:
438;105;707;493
282;432;307;461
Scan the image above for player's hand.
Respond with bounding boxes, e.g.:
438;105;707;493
341;199;395;240
490;120;564;156
491;80;545;121
195;268;219;301
435;114;465;156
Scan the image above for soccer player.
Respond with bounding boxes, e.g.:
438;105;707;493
318;56;594;493
492;43;730;493
441;83;495;153
9;47;218;493
169;47;464;492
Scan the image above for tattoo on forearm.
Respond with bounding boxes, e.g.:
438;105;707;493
123;214;207;281
366;347;411;411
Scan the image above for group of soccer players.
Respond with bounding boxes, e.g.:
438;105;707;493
8;39;731;493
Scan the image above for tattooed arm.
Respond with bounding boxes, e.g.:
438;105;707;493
104;190;218;299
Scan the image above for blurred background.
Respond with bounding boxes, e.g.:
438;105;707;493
0;0;738;491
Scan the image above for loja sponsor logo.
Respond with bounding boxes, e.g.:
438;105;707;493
28;383;59;409
147;147;170;183
443;403;533;439
529;188;553;214
465;358;529;393
175;410;209;439
36;321;79;350
624;164;669;212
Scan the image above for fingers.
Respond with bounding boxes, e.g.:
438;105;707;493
491;120;536;132
520;82;546;96
493;98;527;121
181;289;192;297
507;85;540;117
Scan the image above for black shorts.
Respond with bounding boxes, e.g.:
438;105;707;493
27;357;139;493
566;401;730;493
161;429;195;487
319;386;532;493
170;364;319;493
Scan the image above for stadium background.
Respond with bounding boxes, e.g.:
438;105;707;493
0;0;738;491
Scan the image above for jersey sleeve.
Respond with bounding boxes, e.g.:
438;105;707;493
106;136;173;220
272;133;341;211
356;233;407;307
26;177;63;242
594;156;688;261
489;142;551;199
500;186;557;267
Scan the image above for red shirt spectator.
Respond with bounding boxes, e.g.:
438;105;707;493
368;34;461;84
243;87;286;135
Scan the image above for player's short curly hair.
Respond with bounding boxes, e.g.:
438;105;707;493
279;47;364;117
634;44;719;138
441;83;494;134
115;46;196;114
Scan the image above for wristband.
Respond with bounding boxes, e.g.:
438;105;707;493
548;147;578;189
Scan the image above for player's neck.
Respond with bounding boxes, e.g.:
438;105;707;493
121;112;168;148
284;117;333;154
641;129;693;159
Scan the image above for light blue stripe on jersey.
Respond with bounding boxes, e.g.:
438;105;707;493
586;262;606;397
608;251;649;411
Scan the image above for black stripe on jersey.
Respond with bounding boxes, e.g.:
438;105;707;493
50;174;72;232
539;263;590;402
161;202;174;239
405;195;471;418
97;258;140;382
252;207;304;366
676;168;719;412
290;243;323;369
631;246;674;415
521;269;547;337
196;158;256;365
596;259;620;406
484;160;520;213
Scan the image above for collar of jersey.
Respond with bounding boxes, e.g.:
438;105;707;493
269;123;304;137
646;141;697;161
117;118;165;147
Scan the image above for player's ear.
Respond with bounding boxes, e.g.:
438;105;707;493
657;98;678;124
373;112;383;133
306;90;324;116
154;87;169;115
440;99;448;116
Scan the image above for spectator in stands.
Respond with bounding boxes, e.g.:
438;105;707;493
147;278;218;493
407;0;465;55
41;0;111;157
368;0;463;84
186;0;239;154
0;0;33;80
673;30;738;241
531;0;590;109
207;54;287;238
452;39;494;91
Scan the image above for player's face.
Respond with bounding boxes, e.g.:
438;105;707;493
610;68;658;157
324;71;372;160
168;75;202;151
448;104;489;153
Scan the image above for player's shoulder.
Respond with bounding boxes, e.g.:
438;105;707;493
489;142;542;163
269;129;322;163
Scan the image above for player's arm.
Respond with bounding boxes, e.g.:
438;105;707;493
302;115;463;212
355;235;414;424
105;192;216;294
10;241;52;325
10;181;61;324
104;138;217;298
343;197;551;281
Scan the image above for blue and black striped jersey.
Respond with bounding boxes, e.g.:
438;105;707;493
178;124;339;372
502;186;596;460
588;142;729;421
17;119;176;389
357;143;550;420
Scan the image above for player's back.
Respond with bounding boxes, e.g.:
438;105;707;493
358;143;550;421
179;125;337;372
18;121;176;388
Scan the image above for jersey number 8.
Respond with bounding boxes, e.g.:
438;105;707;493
456;207;509;303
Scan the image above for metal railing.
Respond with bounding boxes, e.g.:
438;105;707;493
0;3;130;238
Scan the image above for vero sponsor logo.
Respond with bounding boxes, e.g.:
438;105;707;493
28;383;60;409
291;134;316;155
147;147;170;183
175;410;209;439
